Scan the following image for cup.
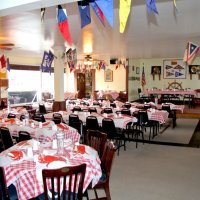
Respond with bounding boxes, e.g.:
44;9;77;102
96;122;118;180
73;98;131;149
27;147;33;157
52;139;57;149
56;132;64;155
39;122;43;128
31;122;35;128
33;140;39;151
22;119;26;126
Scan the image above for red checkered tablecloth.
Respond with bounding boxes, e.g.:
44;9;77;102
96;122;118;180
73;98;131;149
1;142;102;200
147;110;169;124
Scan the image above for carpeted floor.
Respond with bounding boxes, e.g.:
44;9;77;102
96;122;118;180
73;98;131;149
87;118;200;200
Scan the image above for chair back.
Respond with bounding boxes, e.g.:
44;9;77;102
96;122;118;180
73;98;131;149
137;111;149;126
39;104;47;114
0;127;14;150
20;114;26;121
27;109;36;119
88;107;97;114
143;104;151;110
123;103;131;109
102;108;113;114
110;103;116;108
101;141;117;182
102;118;117;139
72;106;82;113
121;108;131;116
85;130;107;159
42;164;86;200
52;113;63;124
7;113;16;119
18;131;31;142
0;167;10;200
32;114;46;122
86;116;100;131
69;114;80;125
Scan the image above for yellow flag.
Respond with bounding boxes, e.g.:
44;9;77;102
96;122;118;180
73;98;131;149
173;0;177;8
119;0;131;33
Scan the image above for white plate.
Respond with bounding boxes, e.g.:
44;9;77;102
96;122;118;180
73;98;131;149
47;160;68;169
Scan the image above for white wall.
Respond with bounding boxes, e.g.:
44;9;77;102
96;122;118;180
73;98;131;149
95;64;126;92
128;57;200;101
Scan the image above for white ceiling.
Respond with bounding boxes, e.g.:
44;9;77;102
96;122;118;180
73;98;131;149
0;0;200;61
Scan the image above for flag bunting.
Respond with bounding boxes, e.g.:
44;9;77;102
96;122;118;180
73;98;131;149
146;0;158;14
78;1;91;28
119;0;131;33
57;5;72;46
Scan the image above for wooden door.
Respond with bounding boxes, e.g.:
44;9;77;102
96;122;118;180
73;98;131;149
77;73;85;98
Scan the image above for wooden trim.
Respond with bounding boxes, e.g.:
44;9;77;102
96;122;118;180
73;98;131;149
52;101;66;112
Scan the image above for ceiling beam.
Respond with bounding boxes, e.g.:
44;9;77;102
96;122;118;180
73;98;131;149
0;0;81;17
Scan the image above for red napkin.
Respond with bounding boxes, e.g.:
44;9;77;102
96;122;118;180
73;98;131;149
5;118;15;124
57;124;66;130
16;140;30;147
77;145;86;154
8;150;23;160
42;121;50;126
38;155;66;165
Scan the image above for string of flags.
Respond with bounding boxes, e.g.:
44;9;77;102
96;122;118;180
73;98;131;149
40;1;177;45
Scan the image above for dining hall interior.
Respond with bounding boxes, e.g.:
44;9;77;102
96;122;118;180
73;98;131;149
0;0;200;200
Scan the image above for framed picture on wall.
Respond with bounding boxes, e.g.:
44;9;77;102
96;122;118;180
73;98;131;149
136;67;140;74
163;59;186;79
104;69;113;82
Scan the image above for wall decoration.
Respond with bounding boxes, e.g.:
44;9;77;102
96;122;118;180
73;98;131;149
151;66;161;80
189;65;200;80
163;59;186;79
104;69;113;82
136;67;140;74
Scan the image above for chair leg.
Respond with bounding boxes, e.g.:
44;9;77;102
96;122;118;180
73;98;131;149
104;184;111;200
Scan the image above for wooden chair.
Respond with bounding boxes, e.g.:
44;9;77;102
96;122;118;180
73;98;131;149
42;164;86;200
18;131;31;142
85;129;107;159
0;167;10;200
0;127;14;150
88;141;117;200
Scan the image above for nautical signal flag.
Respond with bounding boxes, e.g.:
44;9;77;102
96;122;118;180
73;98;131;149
146;0;158;14
119;0;131;33
78;1;91;28
57;5;72;46
0;55;6;68
183;42;200;64
95;0;114;27
6;58;10;71
41;51;55;75
90;1;105;26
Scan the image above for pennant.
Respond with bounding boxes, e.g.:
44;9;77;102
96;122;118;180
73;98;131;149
119;0;131;33
173;0;177;9
57;5;72;46
78;1;91;28
183;42;199;64
146;0;158;14
115;65;119;70
141;67;146;88
90;2;105;26
6;58;10;71
41;8;46;23
0;55;6;68
95;0;114;27
175;71;183;77
41;51;54;74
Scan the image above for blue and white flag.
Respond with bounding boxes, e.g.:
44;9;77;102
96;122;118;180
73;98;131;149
78;1;91;28
41;51;54;75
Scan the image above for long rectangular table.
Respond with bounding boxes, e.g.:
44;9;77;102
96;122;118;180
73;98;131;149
142;89;197;97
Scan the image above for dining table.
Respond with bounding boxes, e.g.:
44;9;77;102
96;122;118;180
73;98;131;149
0;118;80;144
0;139;102;200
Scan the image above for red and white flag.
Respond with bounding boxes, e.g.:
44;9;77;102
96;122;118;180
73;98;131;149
141;66;146;88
